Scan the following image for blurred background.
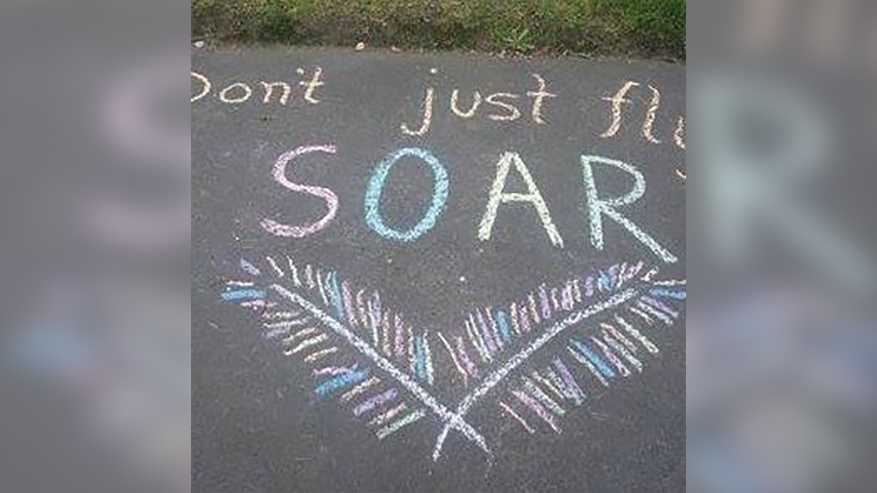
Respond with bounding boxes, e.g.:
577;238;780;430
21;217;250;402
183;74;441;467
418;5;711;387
0;2;190;492
0;0;874;492
688;1;877;492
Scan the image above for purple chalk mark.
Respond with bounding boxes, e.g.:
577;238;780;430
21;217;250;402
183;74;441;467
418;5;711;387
512;389;560;434
354;388;399;417
641;295;679;318
455;336;478;378
539;285;551;320
473;312;490;354
591;336;630;377
561;284;574;310
240;258;261;276
520;304;532;333
608;264;620;289
553;358;585;403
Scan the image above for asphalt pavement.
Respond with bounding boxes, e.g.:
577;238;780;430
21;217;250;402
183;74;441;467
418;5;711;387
193;46;685;493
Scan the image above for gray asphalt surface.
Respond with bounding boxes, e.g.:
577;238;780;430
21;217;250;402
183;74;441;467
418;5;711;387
193;47;685;493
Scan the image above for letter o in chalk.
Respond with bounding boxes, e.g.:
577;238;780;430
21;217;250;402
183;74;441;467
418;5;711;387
364;147;449;242
191;72;211;102
219;82;252;103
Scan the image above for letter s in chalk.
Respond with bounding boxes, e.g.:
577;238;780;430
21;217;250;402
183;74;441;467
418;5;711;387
261;144;339;238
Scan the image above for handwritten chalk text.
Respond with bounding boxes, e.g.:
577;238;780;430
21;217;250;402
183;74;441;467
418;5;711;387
191;67;325;106
261;145;678;263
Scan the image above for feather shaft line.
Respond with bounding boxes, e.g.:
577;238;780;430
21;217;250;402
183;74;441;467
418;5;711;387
432;287;638;460
270;284;490;456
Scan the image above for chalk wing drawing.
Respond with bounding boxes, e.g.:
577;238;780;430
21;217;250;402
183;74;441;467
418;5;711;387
219;255;685;463
221;255;490;454
429;260;685;460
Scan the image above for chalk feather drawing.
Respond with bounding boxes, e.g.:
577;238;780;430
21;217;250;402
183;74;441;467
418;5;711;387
219;254;685;462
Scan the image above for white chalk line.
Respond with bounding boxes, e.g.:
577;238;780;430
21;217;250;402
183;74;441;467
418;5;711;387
629;306;654;324
531;370;565;401
653;279;685;286
522;376;565;416
281;327;318;345
263;311;303;322
266;256;285;277
369;402;408;428
265;319;309;329
637;301;673;325
270;284;491;456
341;376;379;403
674;116;686;149
602;333;643;373
376;409;427;439
290;333;329;355
304;346;339;363
601;81;639;138
499;401;535;434
616;315;659;354
642;85;662;144
431;287;638;460
437;332;468;386
602;323;637;354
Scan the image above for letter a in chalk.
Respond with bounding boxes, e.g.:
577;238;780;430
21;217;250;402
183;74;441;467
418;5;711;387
581;155;677;263
478;152;564;247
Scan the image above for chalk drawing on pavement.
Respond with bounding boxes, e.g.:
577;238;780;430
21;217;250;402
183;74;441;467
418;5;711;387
219;254;685;462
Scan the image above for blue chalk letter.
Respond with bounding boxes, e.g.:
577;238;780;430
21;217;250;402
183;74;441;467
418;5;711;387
364;147;449;241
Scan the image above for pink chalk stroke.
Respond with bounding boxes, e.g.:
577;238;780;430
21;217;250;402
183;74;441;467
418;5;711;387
260;144;339;237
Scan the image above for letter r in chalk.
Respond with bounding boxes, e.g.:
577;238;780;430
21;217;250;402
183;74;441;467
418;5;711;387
581;155;677;263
